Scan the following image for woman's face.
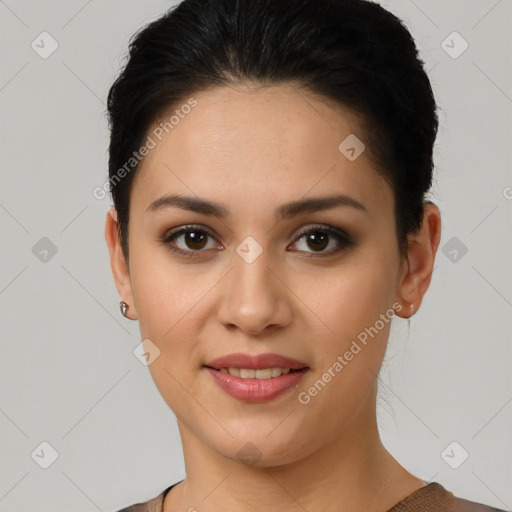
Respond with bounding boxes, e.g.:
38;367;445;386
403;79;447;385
110;83;411;465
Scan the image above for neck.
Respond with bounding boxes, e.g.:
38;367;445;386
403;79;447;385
166;384;424;512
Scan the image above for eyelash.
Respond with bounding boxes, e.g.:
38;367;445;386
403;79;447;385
161;223;354;258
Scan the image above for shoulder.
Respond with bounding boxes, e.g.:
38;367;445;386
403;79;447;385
114;479;183;512
388;482;508;512
114;485;171;512
450;494;509;512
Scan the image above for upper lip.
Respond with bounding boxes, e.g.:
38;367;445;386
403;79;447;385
204;352;309;370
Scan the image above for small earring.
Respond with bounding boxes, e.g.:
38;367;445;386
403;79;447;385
401;301;415;317
119;301;129;318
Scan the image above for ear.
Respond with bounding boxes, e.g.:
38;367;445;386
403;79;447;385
395;202;442;319
104;208;138;320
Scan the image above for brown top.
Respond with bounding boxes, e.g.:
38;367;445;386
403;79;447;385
115;480;508;512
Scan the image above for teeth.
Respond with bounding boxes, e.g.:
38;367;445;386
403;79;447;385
218;367;293;379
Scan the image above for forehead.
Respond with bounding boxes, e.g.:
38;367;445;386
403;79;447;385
132;83;393;220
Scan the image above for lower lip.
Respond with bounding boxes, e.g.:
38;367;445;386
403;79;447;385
204;367;308;403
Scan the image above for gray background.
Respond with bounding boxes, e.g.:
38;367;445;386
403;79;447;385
0;1;511;511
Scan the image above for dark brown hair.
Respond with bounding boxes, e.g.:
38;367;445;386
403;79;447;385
106;0;439;261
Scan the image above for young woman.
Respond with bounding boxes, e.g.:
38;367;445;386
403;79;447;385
105;0;505;510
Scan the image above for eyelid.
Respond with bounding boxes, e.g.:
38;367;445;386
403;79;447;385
292;223;351;242
163;224;218;242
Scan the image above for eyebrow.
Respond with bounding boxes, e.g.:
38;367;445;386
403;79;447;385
145;193;368;219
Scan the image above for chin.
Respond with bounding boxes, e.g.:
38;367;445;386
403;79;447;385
209;429;313;468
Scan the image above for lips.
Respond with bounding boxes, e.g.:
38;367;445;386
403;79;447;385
203;352;310;402
204;352;309;371
205;366;308;402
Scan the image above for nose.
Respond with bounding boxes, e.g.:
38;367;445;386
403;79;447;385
216;249;293;336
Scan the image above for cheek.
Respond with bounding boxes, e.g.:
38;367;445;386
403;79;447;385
129;243;202;337
311;256;395;339
301;249;397;393
129;252;209;413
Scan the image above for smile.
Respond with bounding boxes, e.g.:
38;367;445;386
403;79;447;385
214;367;295;378
204;366;309;402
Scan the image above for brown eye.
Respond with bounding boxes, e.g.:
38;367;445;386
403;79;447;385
180;230;208;250
163;225;222;256
289;225;354;256
303;231;329;251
